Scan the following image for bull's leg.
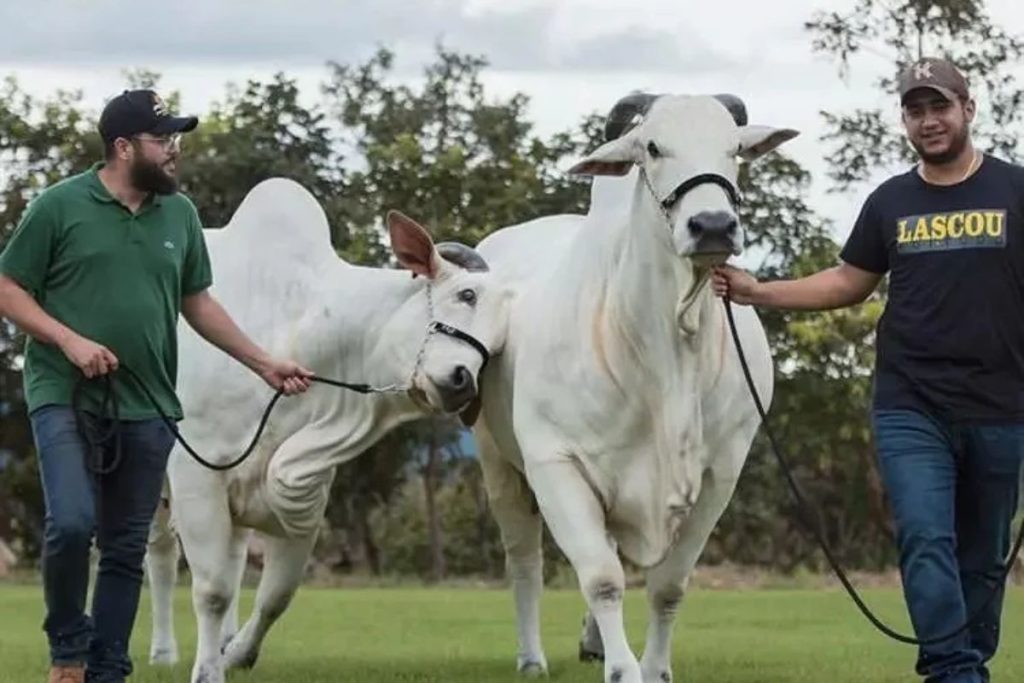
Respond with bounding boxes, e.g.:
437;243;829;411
222;532;316;670
526;458;642;683
477;425;547;676
219;529;251;651
147;493;180;665
173;486;249;683
638;434;751;683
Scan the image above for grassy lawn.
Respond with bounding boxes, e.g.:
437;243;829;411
1;583;1022;682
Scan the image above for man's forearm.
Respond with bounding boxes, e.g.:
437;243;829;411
181;292;270;372
0;275;74;347
755;267;875;311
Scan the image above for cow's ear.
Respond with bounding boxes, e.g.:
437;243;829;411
737;125;799;161
387;210;442;279
567;130;639;177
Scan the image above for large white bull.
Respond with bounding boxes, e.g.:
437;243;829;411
472;94;797;683
144;178;512;683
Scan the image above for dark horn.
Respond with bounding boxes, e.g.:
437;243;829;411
604;92;661;141
436;242;489;272
712;93;748;127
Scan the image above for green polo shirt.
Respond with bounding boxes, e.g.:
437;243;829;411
0;162;213;420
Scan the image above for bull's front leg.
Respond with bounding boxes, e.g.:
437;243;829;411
222;532;317;670
639;432;751;683
526;457;642;683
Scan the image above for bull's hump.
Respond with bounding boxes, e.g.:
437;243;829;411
216;178;336;261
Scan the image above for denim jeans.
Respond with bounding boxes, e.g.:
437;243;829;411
31;405;175;682
873;409;1024;683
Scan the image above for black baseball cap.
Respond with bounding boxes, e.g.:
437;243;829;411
897;57;970;104
98;89;198;143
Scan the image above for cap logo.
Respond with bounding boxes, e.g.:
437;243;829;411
152;94;168;117
913;62;933;80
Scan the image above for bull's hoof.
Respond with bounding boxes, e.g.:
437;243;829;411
517;660;548;677
578;612;604;663
191;663;225;683
578;641;605;663
642;670;672;683
149;646;178;666
222;639;259;671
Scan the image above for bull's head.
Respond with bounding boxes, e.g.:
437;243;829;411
570;93;799;264
385;211;511;419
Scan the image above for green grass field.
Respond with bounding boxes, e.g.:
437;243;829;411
1;584;1022;682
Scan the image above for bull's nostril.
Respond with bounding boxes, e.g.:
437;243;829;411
687;217;704;236
451;366;471;391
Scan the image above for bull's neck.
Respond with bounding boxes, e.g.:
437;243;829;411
594;179;702;346
317;266;433;394
276;265;428;476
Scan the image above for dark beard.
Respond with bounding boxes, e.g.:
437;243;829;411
130;156;178;195
911;125;970;165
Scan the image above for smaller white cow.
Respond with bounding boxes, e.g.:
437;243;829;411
145;178;512;683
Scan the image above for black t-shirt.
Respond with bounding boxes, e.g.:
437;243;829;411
841;154;1024;422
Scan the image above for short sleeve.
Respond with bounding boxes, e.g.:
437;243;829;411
181;198;213;296
840;192;889;274
0;193;61;296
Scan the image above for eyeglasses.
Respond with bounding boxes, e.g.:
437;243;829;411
132;134;182;152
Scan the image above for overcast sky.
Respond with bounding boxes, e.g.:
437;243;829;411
2;0;1023;247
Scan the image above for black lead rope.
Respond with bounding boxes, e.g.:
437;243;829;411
723;295;1024;646
73;366;374;473
72;321;490;474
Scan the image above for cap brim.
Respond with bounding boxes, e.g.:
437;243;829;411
901;85;958;104
151;115;199;135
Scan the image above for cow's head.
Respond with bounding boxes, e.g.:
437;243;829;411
385;211;511;418
569;93;799;265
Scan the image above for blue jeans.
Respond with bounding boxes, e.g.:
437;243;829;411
31;405;175;683
873;410;1024;683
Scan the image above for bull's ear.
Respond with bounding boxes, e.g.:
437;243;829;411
387;210;442;279
568;133;638;177
737;125;799;161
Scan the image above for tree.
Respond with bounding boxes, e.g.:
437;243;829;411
0;42;899;576
703;147;891;571
732;0;1024;571
806;0;1024;191
317;45;602;579
321;46;599;249
0;79;100;560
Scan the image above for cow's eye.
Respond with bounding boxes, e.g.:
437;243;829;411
457;288;477;306
647;141;662;158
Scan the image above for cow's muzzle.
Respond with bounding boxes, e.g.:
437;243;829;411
437;365;478;413
688;210;741;260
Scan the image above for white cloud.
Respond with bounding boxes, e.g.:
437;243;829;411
0;0;730;74
1;0;1023;245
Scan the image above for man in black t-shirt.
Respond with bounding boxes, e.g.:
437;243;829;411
714;57;1024;683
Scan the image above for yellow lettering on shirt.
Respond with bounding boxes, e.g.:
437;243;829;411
965;212;985;237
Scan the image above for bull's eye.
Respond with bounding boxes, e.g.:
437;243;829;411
647;141;662;158
457;288;477;306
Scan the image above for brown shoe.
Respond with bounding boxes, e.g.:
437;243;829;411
47;665;85;683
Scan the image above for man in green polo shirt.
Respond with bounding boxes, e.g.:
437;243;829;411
0;89;313;683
